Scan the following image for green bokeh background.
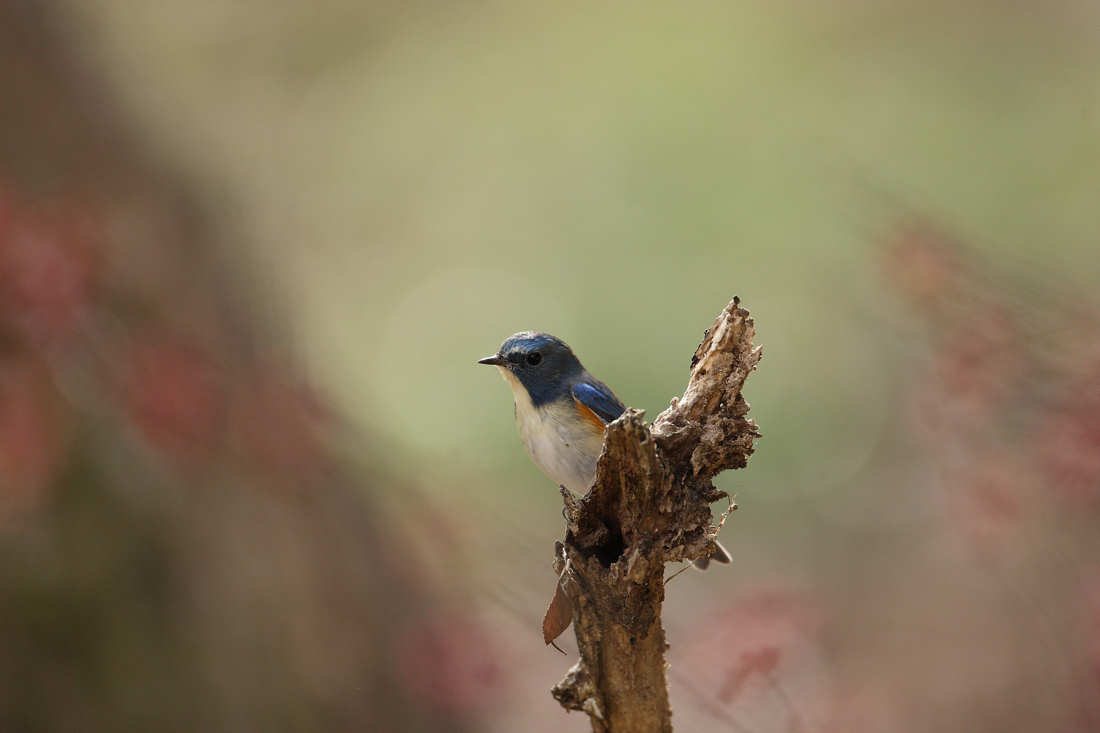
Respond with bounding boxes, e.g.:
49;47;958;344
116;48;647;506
54;3;1100;727
68;0;1100;570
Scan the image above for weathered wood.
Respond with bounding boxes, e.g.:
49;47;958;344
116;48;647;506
551;298;761;732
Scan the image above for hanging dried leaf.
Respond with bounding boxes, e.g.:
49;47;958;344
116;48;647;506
542;575;572;646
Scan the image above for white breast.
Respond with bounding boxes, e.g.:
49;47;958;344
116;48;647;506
497;367;604;493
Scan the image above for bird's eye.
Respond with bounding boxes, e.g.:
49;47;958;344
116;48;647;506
526;352;542;366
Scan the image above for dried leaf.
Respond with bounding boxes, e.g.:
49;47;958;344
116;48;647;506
543;577;572;645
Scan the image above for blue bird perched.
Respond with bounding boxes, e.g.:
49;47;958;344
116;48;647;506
478;331;730;570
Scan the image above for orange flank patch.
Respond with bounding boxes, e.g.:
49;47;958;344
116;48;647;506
573;396;608;432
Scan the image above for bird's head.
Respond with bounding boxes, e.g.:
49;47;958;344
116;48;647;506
477;331;584;406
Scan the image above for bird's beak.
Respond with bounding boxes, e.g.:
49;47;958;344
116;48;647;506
477;355;505;366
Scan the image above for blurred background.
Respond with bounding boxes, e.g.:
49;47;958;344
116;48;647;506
2;1;1098;731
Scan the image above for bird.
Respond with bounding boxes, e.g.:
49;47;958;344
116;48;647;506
478;331;730;570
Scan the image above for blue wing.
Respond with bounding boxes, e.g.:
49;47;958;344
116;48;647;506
572;379;626;425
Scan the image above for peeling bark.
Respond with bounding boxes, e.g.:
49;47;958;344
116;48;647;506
551;298;762;732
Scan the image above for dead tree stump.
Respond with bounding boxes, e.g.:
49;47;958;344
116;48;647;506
549;297;761;732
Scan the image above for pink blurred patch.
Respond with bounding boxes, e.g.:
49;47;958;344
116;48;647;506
393;610;504;715
1036;369;1100;507
122;334;224;461
0;355;65;520
0;199;100;346
880;222;960;303
230;370;331;483
904;303;1026;455
937;305;1016;388
949;459;1028;553
677;585;822;699
717;644;781;704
